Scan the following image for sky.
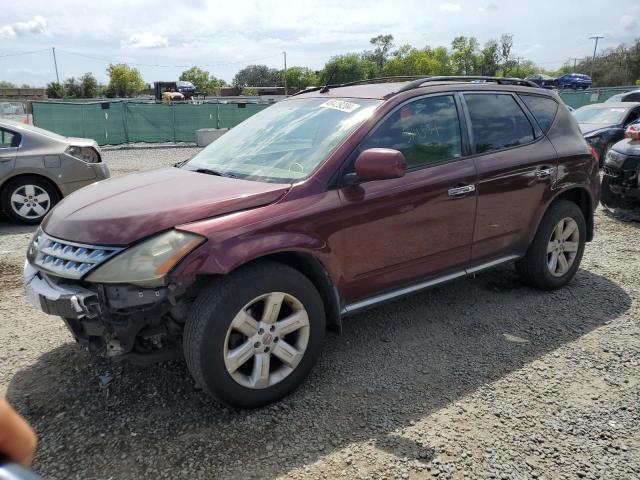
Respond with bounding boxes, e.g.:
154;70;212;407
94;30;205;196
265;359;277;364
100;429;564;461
0;0;638;87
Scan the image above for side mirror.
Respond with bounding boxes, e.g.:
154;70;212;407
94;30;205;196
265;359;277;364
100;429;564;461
347;148;407;184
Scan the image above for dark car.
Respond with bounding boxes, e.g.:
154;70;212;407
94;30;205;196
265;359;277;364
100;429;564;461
605;89;640;103
24;76;599;408
525;73;555;88
573;102;640;164
176;81;196;98
601;123;640;219
555;73;592;90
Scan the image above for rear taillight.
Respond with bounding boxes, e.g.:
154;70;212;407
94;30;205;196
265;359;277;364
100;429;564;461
589;145;599;164
624;123;640;140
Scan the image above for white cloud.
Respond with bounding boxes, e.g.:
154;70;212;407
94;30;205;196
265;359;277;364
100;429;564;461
439;3;461;12
0;15;47;38
620;15;638;31
122;32;169;49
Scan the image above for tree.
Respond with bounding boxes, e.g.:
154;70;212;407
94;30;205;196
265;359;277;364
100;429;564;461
381;45;441;76
451;36;480;75
46;82;65;99
80;73;99;98
180;67;210;91
319;53;379;84
283;66;318;90
19;83;31;88
500;34;514;76
480;40;500;76
232;65;281;87
365;34;395;68
63;77;83;98
105;63;145;97
0;81;16;88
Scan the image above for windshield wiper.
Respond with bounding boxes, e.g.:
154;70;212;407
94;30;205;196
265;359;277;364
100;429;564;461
174;159;190;167
193;168;237;178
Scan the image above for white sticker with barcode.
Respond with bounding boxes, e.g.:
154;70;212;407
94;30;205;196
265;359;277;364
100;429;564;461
320;99;361;113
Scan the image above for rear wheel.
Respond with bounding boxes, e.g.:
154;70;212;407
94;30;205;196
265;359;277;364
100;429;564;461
183;262;325;408
516;200;586;290
0;176;60;224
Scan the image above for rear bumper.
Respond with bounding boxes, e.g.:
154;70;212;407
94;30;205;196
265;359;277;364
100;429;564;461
58;163;110;196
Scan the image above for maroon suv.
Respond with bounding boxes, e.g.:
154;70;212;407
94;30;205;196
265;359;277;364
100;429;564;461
24;77;600;408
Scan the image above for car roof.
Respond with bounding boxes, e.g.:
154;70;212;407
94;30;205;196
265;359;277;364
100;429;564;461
0;118;68;140
292;80;550;100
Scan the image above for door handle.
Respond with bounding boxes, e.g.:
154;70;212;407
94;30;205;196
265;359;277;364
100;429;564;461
535;167;556;178
448;184;476;197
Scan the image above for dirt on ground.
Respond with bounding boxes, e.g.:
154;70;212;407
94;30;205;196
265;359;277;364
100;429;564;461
0;147;638;480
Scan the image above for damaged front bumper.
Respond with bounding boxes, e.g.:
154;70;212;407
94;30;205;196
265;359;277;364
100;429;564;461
24;261;99;319
24;261;191;362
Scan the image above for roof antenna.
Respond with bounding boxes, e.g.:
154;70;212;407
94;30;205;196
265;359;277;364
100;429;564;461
319;68;337;93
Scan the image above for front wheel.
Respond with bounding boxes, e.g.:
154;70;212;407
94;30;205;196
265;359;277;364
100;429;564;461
183;262;326;408
516;200;586;290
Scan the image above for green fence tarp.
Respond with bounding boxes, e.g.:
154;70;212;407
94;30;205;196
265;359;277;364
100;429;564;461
32;100;272;145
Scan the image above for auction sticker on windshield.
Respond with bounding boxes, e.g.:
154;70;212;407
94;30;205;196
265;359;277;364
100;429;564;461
320;99;361;113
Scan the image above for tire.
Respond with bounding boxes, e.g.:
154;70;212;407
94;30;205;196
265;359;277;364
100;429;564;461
183;261;326;408
0;176;60;224
516;200;586;290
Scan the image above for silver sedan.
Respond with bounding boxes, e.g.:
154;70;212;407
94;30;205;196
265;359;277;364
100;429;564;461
0;120;110;224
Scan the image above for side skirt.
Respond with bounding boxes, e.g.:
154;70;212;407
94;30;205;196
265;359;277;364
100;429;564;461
340;255;520;316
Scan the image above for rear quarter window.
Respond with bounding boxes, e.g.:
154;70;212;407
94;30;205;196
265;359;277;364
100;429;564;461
519;94;559;133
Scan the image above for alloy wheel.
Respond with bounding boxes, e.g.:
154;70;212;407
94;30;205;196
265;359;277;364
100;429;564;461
547;217;579;277
10;184;51;220
223;292;310;389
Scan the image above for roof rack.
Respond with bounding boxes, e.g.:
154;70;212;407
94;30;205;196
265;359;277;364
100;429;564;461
395;76;540;92
292;75;539;97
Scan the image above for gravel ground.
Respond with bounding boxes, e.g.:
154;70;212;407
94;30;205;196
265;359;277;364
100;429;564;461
1;147;639;480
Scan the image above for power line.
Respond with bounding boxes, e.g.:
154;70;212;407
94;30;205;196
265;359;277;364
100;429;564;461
0;48;50;58
56;49;282;69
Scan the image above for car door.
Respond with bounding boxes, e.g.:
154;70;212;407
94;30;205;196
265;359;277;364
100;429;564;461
0;127;20;180
461;91;559;265
337;93;478;303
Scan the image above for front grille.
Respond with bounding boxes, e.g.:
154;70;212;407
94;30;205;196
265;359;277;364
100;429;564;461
29;229;124;280
602;165;620;178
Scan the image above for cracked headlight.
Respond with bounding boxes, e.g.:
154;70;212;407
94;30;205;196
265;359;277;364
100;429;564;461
86;230;204;287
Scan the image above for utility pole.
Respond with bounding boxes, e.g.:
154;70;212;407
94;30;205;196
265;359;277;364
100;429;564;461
282;51;287;96
570;57;579;71
589;36;604;79
51;46;60;83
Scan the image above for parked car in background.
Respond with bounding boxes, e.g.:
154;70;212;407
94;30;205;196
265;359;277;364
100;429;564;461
573;102;640;164
554;73;592;90
604;89;640;103
600;123;640;220
176;81;196;99
0;120;110;224
24;76;599;408
525;74;555;88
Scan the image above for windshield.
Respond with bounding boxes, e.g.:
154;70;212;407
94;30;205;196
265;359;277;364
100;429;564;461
184;97;381;183
573;106;627;125
605;94;624;103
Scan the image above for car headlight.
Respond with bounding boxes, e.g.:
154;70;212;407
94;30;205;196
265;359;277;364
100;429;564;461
605;149;626;168
86;230;205;287
585;136;601;146
66;146;101;163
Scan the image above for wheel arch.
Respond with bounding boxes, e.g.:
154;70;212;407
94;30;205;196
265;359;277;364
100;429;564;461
226;251;342;332
0;172;63;203
549;187;594;242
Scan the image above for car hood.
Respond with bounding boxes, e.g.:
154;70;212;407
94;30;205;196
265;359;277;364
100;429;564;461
578;123;620;135
42;167;290;245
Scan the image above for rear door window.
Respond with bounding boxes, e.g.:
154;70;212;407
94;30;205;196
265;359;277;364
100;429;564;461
0;128;20;148
519;94;559;133
361;94;463;169
463;93;535;154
